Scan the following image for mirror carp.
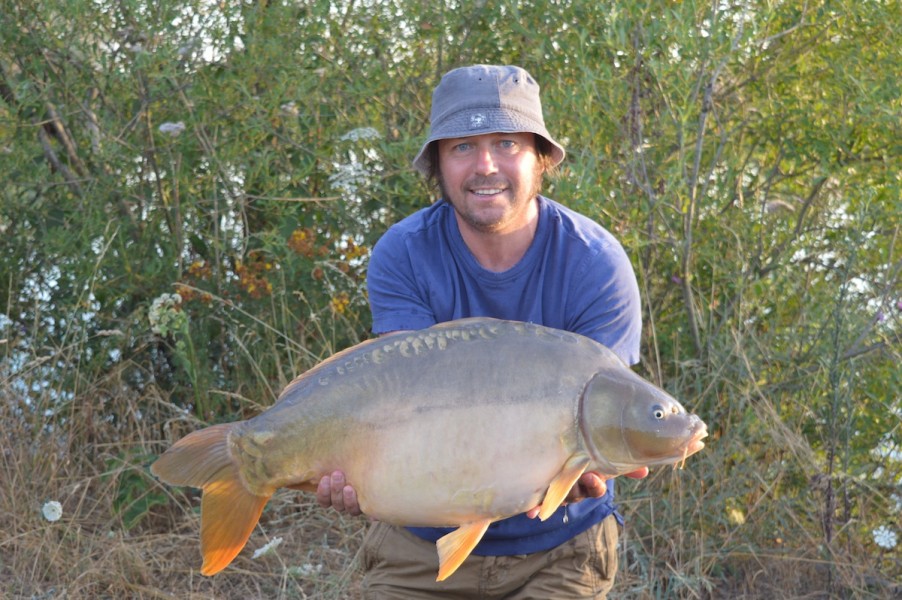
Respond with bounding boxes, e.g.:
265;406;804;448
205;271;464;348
151;318;707;580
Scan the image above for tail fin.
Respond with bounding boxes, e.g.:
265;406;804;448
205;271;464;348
151;423;271;576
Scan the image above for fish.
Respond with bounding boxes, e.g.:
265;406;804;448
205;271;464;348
151;317;707;581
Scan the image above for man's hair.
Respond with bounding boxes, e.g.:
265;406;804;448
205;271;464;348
424;134;560;187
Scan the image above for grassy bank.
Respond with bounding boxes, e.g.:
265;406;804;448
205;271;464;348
2;348;898;599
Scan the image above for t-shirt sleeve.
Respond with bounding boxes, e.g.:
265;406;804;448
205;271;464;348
568;241;642;366
366;229;438;334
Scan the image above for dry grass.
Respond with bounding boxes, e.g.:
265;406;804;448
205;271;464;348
2;359;898;599
0;365;367;600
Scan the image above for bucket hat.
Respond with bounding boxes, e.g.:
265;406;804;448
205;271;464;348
412;65;566;175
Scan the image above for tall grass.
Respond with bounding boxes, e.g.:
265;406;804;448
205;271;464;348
2;296;899;599
614;339;900;599
0;339;368;599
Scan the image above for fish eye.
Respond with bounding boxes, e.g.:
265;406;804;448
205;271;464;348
652;405;665;419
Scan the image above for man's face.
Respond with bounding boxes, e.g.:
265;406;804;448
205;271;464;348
436;132;544;235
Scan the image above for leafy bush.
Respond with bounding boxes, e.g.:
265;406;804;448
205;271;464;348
1;0;899;597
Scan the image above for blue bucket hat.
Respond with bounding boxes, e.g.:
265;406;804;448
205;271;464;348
412;65;566;175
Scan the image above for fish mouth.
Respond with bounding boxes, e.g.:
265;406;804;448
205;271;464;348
669;417;708;471
682;421;709;460
687;430;707;454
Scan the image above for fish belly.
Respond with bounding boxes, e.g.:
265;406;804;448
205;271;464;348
345;402;579;525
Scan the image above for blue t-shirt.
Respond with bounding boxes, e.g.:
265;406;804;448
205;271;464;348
366;195;642;556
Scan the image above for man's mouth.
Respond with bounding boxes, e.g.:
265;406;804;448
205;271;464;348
471;188;505;196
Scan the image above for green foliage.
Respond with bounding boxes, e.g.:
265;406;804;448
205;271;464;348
1;0;900;596
104;449;169;531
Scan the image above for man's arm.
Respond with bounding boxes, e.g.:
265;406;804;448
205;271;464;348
366;230;437;334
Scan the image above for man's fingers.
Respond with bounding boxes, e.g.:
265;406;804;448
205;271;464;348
330;471;347;510
315;475;332;508
343;485;361;516
581;473;607;498
315;471;348;511
314;471;362;516
625;467;649;479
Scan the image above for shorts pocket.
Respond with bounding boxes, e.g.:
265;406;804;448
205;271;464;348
361;521;392;572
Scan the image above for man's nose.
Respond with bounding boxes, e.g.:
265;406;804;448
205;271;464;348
474;145;498;175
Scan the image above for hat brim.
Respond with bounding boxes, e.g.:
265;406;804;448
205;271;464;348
412;109;565;175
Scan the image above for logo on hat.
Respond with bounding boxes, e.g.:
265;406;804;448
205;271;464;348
469;113;486;129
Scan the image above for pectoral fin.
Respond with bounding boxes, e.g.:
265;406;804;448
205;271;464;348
537;452;591;521
435;519;492;581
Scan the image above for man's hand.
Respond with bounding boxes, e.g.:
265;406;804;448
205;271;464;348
525;467;649;519
316;470;362;516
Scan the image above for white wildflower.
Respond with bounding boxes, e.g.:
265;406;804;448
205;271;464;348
280;101;299;117
158;121;186;137
42;501;63;522
329;153;371;197
340;127;381;142
252;536;283;559
287;562;323;577
873;525;898;550
148;293;185;336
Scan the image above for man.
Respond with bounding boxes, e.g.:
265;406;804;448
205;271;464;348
317;64;647;598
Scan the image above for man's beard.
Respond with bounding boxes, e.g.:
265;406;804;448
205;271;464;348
437;169;544;233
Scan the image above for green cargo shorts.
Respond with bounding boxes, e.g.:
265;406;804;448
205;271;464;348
360;513;619;599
